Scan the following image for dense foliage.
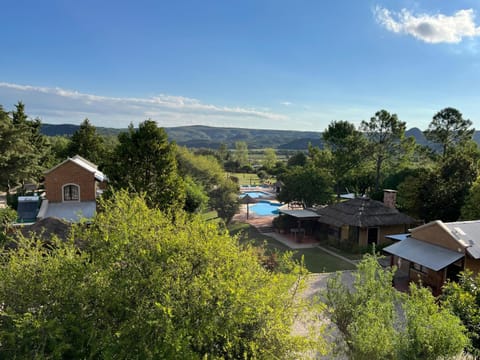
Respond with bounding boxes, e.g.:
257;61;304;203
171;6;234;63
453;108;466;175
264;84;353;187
323;120;367;195
278;164;334;207
0;207;16;244
176;147;239;221
67;118;105;164
442;271;480;356
0;102;51;191
106;120;186;211
425;107;474;157
0;192;322;359
325;254;468;359
360;109;407;193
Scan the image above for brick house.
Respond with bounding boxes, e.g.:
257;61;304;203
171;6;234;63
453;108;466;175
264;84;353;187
37;155;107;222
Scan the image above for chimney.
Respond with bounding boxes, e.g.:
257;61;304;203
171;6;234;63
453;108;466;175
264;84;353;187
383;189;397;209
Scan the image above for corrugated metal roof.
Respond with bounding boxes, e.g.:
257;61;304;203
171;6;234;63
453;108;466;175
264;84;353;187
42;201;96;222
385;233;409;241
445;221;480;259
279;209;320;218
71;156;107;182
383;237;463;271
45;155;107;182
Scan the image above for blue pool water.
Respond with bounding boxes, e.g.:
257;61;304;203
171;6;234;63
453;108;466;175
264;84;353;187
239;191;272;199
250;201;282;216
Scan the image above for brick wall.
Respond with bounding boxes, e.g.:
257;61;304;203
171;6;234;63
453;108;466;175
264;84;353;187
45;161;96;202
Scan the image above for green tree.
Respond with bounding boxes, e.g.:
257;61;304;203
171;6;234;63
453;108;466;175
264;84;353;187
12;102;51;178
183;176;209;213
325;254;467;360
0;206;16;245
48;135;71;164
234;141;249;168
396;172;428;218
419;144;478;221
287;151;307;168
217;142;230;162
461;177;480;220
425;107;474;157
278;165;333;207
67;118;105;164
325;254;397;359
106;120;185;211
176;147;239;221
323;120;367;196
400;283;468;360
263;148;277;170
0;102;50;191
360;110;406;193
0;191;323;359
443;271;480;356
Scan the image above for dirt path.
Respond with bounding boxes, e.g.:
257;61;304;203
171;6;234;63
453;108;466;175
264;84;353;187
291;272;354;359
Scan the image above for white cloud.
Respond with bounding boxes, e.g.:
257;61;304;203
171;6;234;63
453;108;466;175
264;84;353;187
280;101;292;106
374;6;480;43
0;82;289;129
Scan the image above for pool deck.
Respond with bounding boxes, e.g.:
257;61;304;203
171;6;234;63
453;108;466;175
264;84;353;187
239;186;277;197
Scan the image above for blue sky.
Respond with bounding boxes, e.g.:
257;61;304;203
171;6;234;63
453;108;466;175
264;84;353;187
1;0;480;131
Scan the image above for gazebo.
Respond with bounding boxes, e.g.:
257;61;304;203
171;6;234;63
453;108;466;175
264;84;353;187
240;194;257;220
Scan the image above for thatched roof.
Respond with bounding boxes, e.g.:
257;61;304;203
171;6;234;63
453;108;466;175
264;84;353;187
316;198;415;228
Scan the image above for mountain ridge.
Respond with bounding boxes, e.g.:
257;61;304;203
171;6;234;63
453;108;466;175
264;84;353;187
40;123;462;150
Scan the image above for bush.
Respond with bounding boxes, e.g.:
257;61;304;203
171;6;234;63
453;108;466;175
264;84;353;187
0;207;16;245
0;192;323;359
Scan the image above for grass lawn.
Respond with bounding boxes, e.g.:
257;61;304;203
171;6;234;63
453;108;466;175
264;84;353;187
228;173;260;186
228;222;355;273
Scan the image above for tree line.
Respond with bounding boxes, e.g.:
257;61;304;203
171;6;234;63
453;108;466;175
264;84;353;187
0;102;240;222
275;107;480;223
2;101;480;358
2;101;480;222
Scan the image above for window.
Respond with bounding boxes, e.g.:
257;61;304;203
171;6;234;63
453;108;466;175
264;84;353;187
63;184;80;201
412;263;428;274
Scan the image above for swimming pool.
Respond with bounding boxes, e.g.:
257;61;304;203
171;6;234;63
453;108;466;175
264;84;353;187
250;200;282;216
239;191;273;199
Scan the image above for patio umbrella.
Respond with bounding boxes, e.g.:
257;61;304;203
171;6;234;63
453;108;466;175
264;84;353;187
240;194;256;220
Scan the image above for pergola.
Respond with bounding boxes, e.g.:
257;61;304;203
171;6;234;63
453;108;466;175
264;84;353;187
278;209;320;241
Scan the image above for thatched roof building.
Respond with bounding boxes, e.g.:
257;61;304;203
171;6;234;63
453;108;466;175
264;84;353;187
315;197;417;247
316;197;415;228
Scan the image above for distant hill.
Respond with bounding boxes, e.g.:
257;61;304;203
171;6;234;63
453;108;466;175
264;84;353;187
41;124;323;149
405;127;428;146
40;123;480;150
41;124;126;137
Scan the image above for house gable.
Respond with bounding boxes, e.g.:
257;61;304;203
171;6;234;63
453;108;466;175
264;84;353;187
44;160;96;203
410;220;466;253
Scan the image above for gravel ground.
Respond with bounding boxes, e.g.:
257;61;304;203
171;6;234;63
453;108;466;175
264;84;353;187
292;272;354;359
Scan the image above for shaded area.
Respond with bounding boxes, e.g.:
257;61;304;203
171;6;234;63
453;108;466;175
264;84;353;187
229;222;355;273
